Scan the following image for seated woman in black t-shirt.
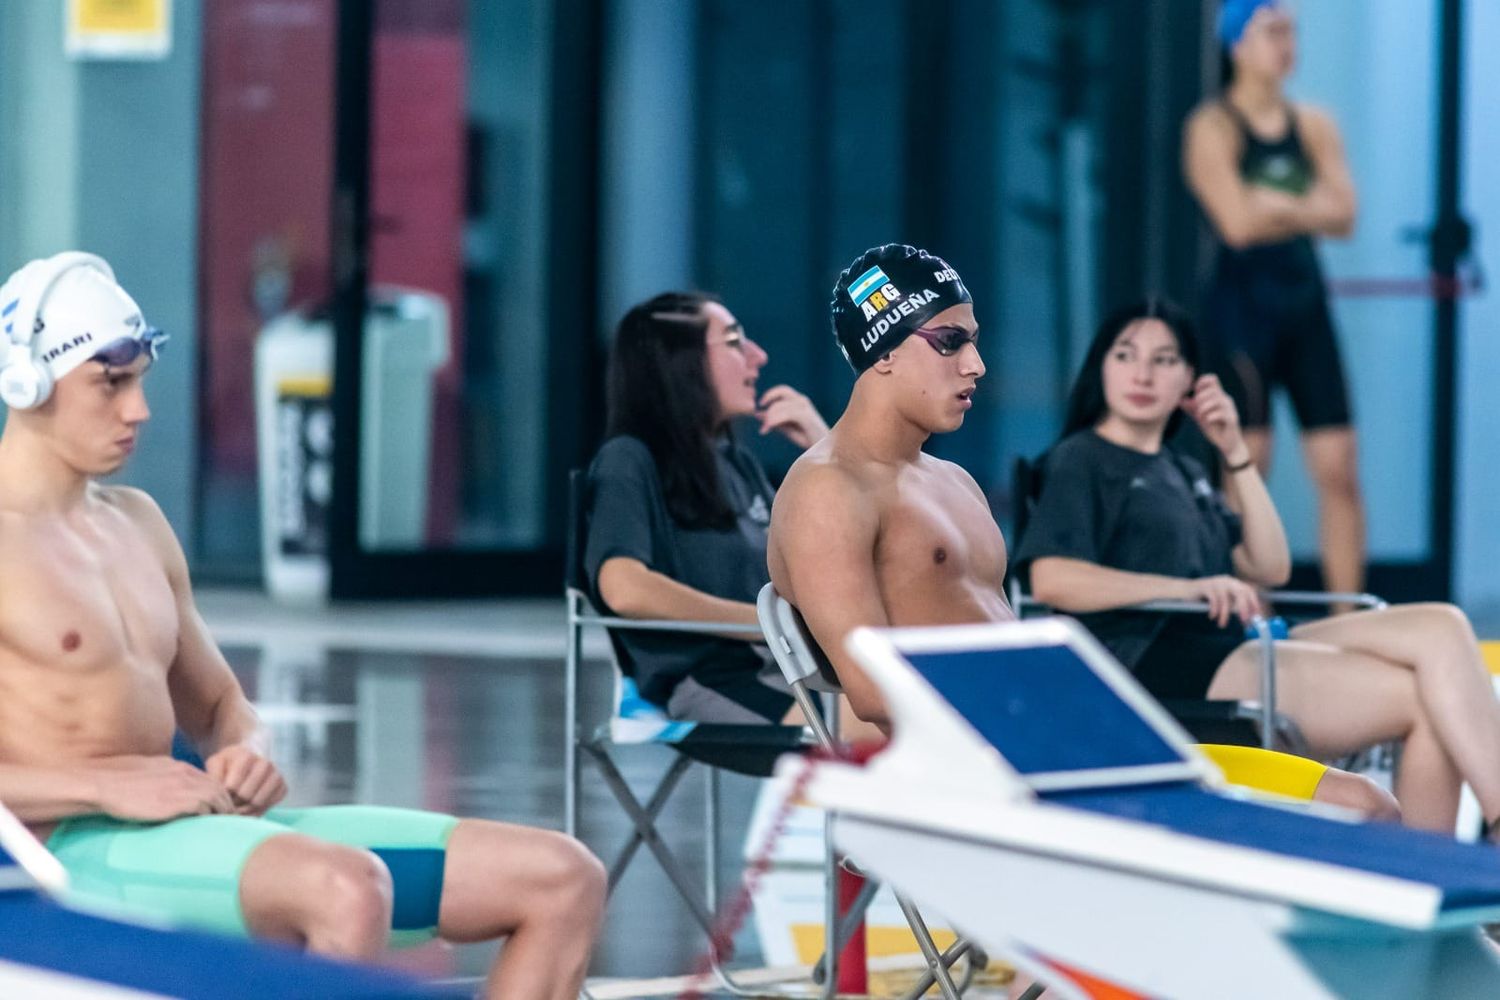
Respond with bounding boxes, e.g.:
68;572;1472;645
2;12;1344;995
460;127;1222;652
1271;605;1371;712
1016;298;1500;837
584;292;828;724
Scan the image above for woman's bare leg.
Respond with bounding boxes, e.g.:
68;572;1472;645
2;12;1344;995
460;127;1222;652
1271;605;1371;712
1290;603;1500;827
1206;638;1466;830
1301;427;1366;603
1311;769;1402;823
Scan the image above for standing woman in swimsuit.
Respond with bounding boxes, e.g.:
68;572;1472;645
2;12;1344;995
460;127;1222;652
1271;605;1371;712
1183;0;1366;601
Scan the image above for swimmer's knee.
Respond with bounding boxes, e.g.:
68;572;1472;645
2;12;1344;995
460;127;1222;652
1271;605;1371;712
319;845;393;928
532;830;606;917
1316;770;1401;824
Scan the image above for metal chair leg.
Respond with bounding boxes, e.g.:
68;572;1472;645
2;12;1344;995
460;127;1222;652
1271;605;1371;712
809;877;882;984
705;765;720;914
895;894;963;1000
902;938;983;999
585;745;696;894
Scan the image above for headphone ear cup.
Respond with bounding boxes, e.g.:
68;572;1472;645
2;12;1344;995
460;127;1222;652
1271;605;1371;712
0;357;48;410
0;251;115;410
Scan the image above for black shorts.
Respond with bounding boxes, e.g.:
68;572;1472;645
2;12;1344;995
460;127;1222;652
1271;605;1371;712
665;651;796;724
1131;615;1249;701
1203;265;1351;432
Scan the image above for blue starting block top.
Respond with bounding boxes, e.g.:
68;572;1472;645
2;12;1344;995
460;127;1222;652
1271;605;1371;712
877;620;1500;919
907;644;1189;777
0;844;23;891
0;890;454;999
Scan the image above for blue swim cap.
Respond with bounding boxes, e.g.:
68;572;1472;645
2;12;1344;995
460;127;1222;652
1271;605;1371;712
1218;0;1279;47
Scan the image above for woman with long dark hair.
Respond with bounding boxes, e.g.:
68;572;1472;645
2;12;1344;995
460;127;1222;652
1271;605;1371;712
1015;299;1500;835
583;292;827;723
1184;0;1366;606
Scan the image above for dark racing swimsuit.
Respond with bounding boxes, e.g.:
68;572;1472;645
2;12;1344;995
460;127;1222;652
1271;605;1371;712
1202;101;1352;431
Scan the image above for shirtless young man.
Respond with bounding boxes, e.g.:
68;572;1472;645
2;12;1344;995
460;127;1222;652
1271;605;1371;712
767;243;1395;819
767;244;1008;728
0;253;604;999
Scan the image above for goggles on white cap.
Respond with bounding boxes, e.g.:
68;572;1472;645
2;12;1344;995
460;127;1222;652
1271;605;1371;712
0;252;164;410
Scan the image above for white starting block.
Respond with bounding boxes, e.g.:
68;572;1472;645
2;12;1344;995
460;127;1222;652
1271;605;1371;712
787;617;1500;1000
0;805;451;998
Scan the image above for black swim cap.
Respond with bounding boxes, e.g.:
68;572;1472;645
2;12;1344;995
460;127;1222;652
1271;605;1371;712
830;244;971;373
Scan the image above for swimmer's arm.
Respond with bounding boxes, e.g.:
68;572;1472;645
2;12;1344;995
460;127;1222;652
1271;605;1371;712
1183;106;1312;248
113;489;266;758
1030;557;1198;613
0;757;234;824
121;490;286;813
771;467;891;728
1297;106;1357;239
0;762;109;823
596;557;761;639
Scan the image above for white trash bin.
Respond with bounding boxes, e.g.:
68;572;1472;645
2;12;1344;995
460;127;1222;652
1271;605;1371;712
254;287;450;604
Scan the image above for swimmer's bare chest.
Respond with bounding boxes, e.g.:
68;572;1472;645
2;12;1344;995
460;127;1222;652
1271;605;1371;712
0;508;180;766
873;466;1013;626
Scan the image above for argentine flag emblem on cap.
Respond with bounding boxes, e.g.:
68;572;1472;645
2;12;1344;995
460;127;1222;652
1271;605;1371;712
847;266;890;307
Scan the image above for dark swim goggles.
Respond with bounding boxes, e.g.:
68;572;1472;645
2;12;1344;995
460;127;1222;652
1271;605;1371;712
911;324;979;356
89;326;169;369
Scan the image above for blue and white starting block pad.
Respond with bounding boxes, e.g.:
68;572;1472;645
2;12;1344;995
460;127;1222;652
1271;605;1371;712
789;617;1500;1000
0;804;452;998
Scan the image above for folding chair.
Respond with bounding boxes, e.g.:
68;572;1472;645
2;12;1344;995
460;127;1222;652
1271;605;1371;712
757;583;994;1000
1008;453;1387;752
563;469;815;998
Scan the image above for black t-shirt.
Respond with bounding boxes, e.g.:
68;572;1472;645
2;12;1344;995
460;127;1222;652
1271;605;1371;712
583;434;775;706
1014;430;1243;669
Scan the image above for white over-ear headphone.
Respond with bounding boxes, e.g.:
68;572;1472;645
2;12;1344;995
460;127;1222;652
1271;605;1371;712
0;252;117;410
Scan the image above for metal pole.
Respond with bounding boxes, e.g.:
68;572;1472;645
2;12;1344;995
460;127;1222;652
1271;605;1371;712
1429;0;1465;599
565;592;581;837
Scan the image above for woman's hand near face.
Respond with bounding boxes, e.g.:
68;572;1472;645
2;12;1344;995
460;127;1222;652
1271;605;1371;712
757;385;829;449
1181;374;1250;465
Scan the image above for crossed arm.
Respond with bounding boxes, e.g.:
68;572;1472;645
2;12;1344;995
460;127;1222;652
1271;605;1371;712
1184;102;1356;249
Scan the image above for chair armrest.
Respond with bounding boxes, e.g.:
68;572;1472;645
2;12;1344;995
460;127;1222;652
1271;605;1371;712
1266;590;1388;611
568;588;765;638
576;613;764;637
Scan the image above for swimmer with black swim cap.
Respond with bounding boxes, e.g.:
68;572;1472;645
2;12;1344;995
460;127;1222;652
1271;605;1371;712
770;243;1003;730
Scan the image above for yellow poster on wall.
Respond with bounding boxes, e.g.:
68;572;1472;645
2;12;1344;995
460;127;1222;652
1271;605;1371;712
66;0;172;61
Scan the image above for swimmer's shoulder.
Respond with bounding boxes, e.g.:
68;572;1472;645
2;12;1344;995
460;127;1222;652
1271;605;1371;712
96;483;166;525
1290;102;1342;147
95;486;188;579
776;445;878;529
780;443;863;500
1183;100;1243;163
925;454;989;505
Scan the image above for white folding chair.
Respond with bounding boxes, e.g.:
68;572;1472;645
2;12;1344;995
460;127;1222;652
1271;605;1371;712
757;583;992;1000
